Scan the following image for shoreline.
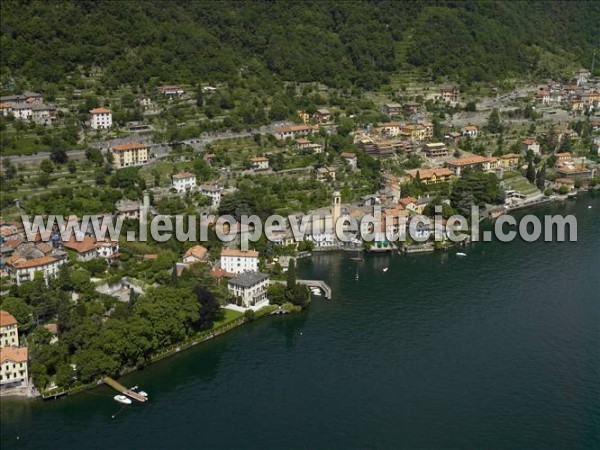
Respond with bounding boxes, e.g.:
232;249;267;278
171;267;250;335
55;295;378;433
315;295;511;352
6;190;595;402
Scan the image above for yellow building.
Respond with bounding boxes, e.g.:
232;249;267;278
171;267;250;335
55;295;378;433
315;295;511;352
0;310;19;348
498;153;521;168
0;347;28;390
112;142;150;169
406;168;454;185
0;310;29;390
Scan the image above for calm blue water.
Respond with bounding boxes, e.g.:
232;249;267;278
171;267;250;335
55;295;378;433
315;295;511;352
1;195;599;449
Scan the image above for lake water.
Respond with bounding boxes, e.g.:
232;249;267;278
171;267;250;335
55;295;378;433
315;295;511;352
1;195;599;449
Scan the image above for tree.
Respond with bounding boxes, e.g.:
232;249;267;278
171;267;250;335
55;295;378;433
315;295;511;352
526;160;536;183
0;297;33;331
289;284;310;308
85;148;104;166
267;283;286;305
50;148;69;165
40;159;54;174
37;172;51;187
193;286;220;328
244;309;256;321
286;259;297;290
464;101;477;112
67;160;77;174
487;108;502;133
536;164;546;190
559;135;573;152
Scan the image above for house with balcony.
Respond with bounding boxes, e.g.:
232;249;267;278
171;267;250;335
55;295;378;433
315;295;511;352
220;249;259;274
0;347;28;391
422;142;449;158
405;168;454;185
89;107;112;130
172;172;197;193
227;272;269;308
250;156;269;171
446;155;496;176
273;124;317;140
199;184;223;208
111;142;149;168
6;255;64;286
382;102;403;117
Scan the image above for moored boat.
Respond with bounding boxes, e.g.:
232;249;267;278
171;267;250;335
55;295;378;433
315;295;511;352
114;395;132;405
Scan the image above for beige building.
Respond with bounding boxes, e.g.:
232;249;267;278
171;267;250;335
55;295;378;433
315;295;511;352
6;255;64;286
0;347;28;390
111;142;149;168
405;168;454;185
0;311;19;348
0;311;28;391
422;142;449;158
446;155;496;176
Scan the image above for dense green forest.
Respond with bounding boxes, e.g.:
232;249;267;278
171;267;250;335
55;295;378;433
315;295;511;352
1;1;598;89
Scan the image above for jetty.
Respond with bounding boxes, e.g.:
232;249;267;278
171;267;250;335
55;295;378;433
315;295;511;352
297;279;332;299
271;279;332;299
103;377;148;403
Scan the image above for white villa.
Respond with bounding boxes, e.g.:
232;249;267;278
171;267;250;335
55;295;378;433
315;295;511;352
220;249;259;274
199;184;222;208
172;172;197;193
227;272;269;308
89;107;112;130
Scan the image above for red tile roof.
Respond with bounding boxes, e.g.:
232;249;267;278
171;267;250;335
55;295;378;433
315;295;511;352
0;347;28;363
112;142;147;151
221;249;259;258
173;171;195;179
447;155;491;167
184;245;208;261
62;236;97;254
90;107;110;114
9;255;59;269
0;310;17;327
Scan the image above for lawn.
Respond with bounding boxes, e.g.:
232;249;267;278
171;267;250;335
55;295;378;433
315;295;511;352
502;174;539;195
211;308;243;329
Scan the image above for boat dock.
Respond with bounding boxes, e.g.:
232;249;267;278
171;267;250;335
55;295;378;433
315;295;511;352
103;377;148;403
297;279;332;299
270;279;332;299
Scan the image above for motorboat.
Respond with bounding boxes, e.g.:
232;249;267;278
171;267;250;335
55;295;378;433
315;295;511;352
138;391;148;398
114;395;132;405
456;252;467;257
383;268;388;272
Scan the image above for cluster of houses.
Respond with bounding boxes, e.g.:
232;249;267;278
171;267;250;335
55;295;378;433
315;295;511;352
381;87;460;118
532;71;599;114
0;219;121;286
170;171;223;208
0;91;57;125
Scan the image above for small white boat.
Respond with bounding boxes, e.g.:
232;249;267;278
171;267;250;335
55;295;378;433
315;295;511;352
114;395;132;405
589;206;593;209
311;288;322;296
456;252;467;257
382;267;388;272
138;391;148;398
